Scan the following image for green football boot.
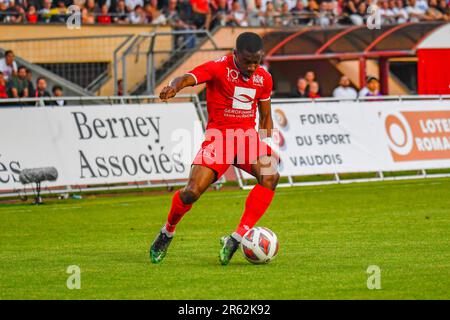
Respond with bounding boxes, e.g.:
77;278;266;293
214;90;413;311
219;235;240;265
150;231;173;264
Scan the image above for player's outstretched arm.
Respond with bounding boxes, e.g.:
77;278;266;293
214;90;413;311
159;74;197;101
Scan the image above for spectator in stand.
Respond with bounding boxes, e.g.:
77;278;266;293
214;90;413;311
359;76;381;97
0;50;17;81
130;4;146;23
406;0;426;22
8;66;29;98
3;0;24;23
333;75;358;99
316;1;335;26
164;0;196;48
247;0;265;26
26;68;35;95
305;70;316;87
228;0;248;26
26;4;38;23
379;0;396;24
34;77;51;98
50;0;68;23
38;0;53;22
437;0;450;19
279;1;293;26
51;85;66;106
303;0;319;25
291;77;309;98
424;0;446;20
308;81;321;98
190;0;211;29
211;0;231;27
97;3;112;23
146;0;167;24
113;0;131;24
291;0;311;24
264;1;280;26
0;72;8;99
392;0;409;23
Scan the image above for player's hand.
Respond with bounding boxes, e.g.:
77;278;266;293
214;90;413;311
159;85;177;102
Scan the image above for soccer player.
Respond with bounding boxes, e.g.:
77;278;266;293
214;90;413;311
150;32;280;265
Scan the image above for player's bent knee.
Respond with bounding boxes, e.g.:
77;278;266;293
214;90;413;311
259;172;280;191
180;186;203;204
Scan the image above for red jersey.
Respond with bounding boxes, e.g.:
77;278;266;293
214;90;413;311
187;54;273;130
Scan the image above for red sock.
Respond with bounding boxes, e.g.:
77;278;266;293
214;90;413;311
165;190;193;233
235;184;275;237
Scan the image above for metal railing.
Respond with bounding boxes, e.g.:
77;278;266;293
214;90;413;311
115;30;221;96
0;34;134;94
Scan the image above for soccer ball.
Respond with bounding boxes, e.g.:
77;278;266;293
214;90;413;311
241;227;279;264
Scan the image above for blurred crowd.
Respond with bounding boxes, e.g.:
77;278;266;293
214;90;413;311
0;0;448;28
0;50;66;104
291;70;382;99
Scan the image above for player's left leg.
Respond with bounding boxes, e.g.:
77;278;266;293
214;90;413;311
219;153;280;265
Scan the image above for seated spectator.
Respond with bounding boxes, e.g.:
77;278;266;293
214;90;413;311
5;0;25;23
247;0;265;27
0;72;8;99
303;0;319;25
26;69;35;95
359;76;381;97
97;3;112;24
333;76;358;99
163;0;196;48
211;0;231;27
264;1;280;26
291;0;311;25
379;0;396;24
113;0;131;24
26;5;38;23
305;70;317;91
8;66;29;98
423;0;446;20
291;77;309;98
51;85;66;106
228;0;248;26
34;77;51;98
130;4;146;23
279;2;294;26
146;0;167;24
39;0;53;23
308;81;321;98
0;50;17;81
392;0;409;24
437;0;450;18
406;0;426;22
50;0;68;23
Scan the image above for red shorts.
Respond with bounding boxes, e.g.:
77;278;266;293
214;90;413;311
192;128;278;180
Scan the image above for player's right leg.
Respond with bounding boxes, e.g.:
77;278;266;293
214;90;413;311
150;165;216;264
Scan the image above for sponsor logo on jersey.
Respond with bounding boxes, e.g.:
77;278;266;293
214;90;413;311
231;86;256;110
226;67;240;83
252;74;264;86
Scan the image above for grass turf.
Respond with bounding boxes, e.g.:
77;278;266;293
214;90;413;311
0;178;449;299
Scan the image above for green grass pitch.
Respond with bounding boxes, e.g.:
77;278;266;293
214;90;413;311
1;178;449;299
